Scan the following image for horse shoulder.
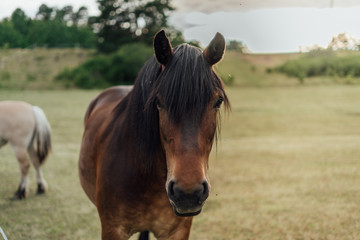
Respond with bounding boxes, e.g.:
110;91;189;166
80;85;131;204
79;101;119;204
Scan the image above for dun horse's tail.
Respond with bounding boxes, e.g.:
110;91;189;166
32;106;52;164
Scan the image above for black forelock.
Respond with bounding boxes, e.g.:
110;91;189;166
148;44;227;123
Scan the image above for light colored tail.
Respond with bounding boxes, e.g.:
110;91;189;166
32;106;52;164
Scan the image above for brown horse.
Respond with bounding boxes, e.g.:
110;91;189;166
79;30;229;239
0;101;51;199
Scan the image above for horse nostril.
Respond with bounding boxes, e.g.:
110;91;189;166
202;181;208;193
168;180;175;198
199;181;209;203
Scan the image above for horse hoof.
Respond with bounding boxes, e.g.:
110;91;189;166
12;187;27;200
36;183;47;195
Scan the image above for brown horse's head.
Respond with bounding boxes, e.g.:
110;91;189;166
151;30;228;216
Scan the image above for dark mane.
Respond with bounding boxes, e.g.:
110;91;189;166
149;44;228;122
105;43;229;180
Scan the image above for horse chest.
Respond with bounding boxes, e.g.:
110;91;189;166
114;192;191;238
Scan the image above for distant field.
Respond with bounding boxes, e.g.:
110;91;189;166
0;48;94;89
2;48;360;89
0;48;315;90
1;85;360;239
216;51;302;87
217;50;360;87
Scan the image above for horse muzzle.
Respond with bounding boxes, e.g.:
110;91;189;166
167;180;210;217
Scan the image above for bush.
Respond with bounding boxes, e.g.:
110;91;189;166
106;43;153;85
1;71;11;81
55;43;153;89
273;50;360;83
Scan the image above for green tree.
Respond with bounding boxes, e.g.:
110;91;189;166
26;4;95;48
11;8;31;37
36;4;54;21
94;0;176;53
0;4;95;49
0;19;24;48
26;20;95;48
53;6;89;26
73;6;89;26
54;5;74;23
227;40;248;53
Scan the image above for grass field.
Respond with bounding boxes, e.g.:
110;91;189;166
1;84;360;239
0;48;94;89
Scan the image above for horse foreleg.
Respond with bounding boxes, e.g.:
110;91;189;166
12;147;30;200
28;147;48;194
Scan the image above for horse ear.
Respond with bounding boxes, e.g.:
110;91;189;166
154;30;173;66
203;32;226;66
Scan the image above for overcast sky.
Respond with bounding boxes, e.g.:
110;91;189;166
1;0;360;53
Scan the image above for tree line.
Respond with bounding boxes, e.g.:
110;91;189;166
0;5;96;49
0;0;185;53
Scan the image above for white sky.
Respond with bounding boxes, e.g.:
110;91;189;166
1;0;360;53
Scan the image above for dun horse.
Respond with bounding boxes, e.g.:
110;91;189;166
0;101;51;199
79;30;229;239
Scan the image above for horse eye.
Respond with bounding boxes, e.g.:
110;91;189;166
214;97;224;109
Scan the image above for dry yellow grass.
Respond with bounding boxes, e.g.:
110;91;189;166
192;85;360;239
1;85;360;239
216;50;360;87
215;51;301;87
0;48;94;89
